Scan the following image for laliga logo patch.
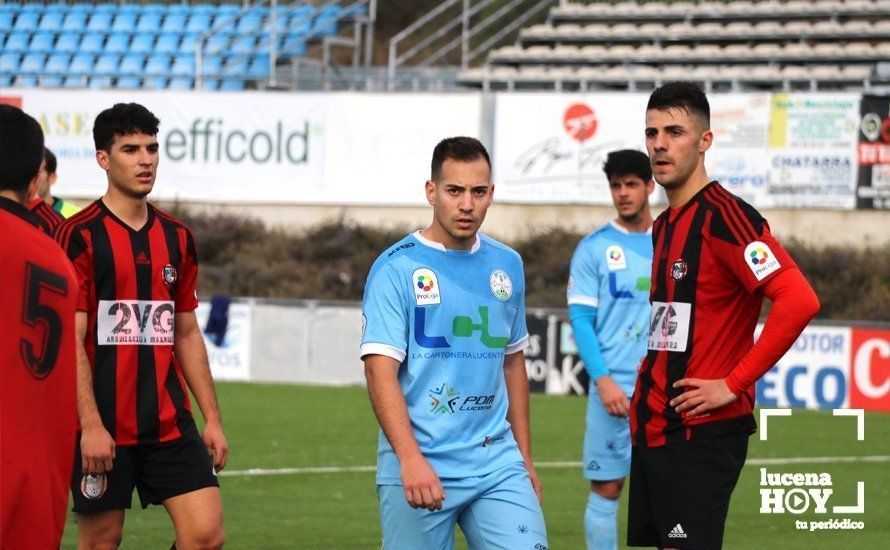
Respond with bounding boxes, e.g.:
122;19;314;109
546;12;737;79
745;241;781;281
671;259;688;281
412;268;441;305
162;264;177;285
81;473;107;500
605;245;626;271
489;269;513;301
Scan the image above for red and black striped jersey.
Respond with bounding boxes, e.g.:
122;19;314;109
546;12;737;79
630;182;797;448
1;197;78;549
28;197;64;237
55;200;200;446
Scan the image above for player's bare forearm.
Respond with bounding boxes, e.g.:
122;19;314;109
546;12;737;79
503;351;533;464
364;354;422;461
75;312;102;429
174;311;222;424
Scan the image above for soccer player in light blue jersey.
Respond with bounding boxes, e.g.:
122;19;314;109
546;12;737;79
361;137;547;549
567;150;654;550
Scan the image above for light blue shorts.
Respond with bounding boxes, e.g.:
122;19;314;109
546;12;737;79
377;461;548;550
582;384;632;481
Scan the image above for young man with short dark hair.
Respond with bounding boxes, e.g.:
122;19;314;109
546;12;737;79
33;147;81;219
627;81;820;549
0;104;79;549
29;149;65;236
568;149;654;549
361;137;548;549
56;103;228;550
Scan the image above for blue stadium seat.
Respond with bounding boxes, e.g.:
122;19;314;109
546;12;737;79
0;53;20;73
43;76;64;87
186;14;212;34
112;14;137;33
62;12;88;32
0;13;13;32
63;76;87;88
68;54;93;76
0;75;10;87
5;32;30;53
288;7;314;35
222;57;248;75
199;78;220;91
137;14;162;33
15;76;39;88
237;14;263;33
93;54;120;76
217;5;240;18
19;4;44;15
45;54;70;75
45;4;68;14
145;55;171;76
54;32;80;54
119;54;145;75
130;34;155;54
69;4;93;15
171;55;195;77
14;13;40;32
116;76;142;88
88;76;108;89
247;57;270;78
105;34;130;54
156;34;181;54
219;78;245;91
94;4;117;15
168;77;193;89
201;55;222;75
117;5;141;17
192;4;216;16
142;4;168;16
162;14;186;34
228;35;257;56
19;54;46;75
311;7;342;38
39;12;64;32
166;4;190;17
179;35;201;55
79;34;105;54
281;35;307;57
87;13;113;33
145;77;168;90
205;34;229;54
29;32;55;54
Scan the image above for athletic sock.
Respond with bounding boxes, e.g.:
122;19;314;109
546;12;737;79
585;490;619;550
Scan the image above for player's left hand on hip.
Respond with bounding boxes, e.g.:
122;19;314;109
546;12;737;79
670;378;737;418
525;462;543;505
203;420;229;471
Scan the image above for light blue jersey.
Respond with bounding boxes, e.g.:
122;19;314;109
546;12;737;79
567;220;652;393
361;231;529;485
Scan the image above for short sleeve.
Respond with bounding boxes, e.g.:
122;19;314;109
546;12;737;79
505;261;529;355
60;229;92;312
708;203;797;295
360;262;409;362
175;228;199;312
567;238;601;307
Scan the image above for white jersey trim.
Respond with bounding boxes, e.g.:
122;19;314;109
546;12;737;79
505;334;530;355
360;343;406;363
413;230;481;254
568;295;599;308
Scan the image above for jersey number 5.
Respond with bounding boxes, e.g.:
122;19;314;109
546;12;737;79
20;262;69;379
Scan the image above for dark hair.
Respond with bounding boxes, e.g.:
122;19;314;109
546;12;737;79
647;81;710;128
0;104;45;194
430;137;491;181
93;103;160;151
603;149;652;182
44;147;57;175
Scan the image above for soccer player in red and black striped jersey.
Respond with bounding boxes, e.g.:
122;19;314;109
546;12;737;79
56;103;227;550
1;105;79;549
626;82;820;549
28;149;67;236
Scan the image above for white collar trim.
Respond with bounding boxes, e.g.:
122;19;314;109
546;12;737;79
413;231;482;253
610;219;653;235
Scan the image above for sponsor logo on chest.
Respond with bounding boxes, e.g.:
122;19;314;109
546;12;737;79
647;301;691;352
97;300;174;345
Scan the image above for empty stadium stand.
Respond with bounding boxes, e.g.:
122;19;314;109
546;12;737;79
457;0;890;91
0;1;373;90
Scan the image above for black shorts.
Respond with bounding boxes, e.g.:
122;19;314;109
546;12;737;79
71;432;219;513
627;432;749;549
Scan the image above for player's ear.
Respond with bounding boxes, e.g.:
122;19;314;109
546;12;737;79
698;128;713;154
48;172;58;186
646;178;655;196
425;179;436;206
96;149;110;172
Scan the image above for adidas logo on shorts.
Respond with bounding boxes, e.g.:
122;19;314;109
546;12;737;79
668;524;688;539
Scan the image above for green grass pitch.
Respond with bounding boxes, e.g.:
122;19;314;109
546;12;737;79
60;382;889;548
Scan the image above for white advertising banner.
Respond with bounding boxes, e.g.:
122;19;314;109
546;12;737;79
196;301;252;381
492;93;649;204
766;93;860;209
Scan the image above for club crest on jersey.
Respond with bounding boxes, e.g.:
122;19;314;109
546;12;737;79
605;245;626;271
745;241;781;281
489;269;513;301
412;268;441;305
671;259;688;281
162;264;177;285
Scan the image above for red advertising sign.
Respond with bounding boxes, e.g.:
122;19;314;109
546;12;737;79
849;328;890;411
